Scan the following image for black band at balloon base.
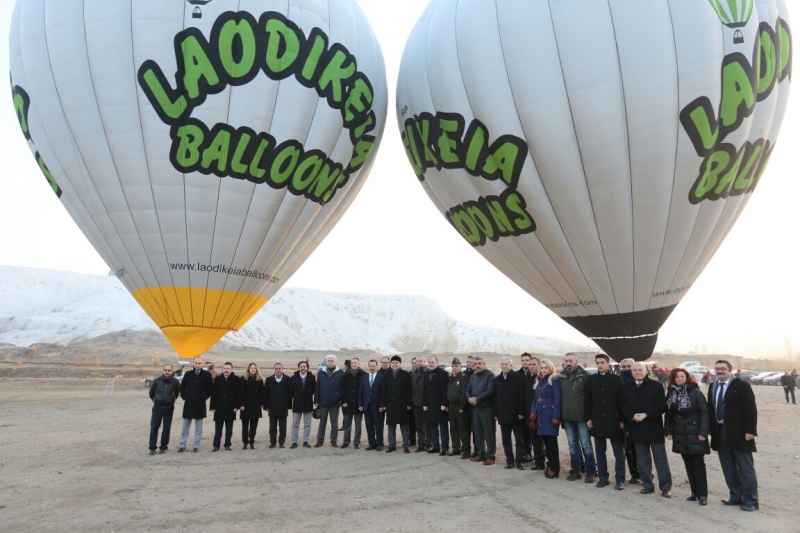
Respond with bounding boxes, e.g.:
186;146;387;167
562;305;678;362
591;335;659;362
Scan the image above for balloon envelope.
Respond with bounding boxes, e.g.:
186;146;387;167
10;0;387;356
397;0;791;360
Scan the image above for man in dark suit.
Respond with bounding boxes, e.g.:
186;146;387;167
586;353;626;489
210;362;242;451
359;359;386;451
289;361;316;449
264;363;292;448
708;359;759;511
619;362;672;498
178;357;213;452
340;357;366;449
517;352;533;462
383;355;413;453
494;357;526;469
423;356;450;455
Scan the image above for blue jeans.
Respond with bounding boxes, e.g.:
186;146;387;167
563;421;596;475
149;405;174;451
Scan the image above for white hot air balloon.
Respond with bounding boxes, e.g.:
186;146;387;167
10;0;387;356
397;0;791;361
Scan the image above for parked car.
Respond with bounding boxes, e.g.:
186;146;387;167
679;361;702;369
763;373;786;386
688;366;711;382
735;370;759;382
750;371;783;385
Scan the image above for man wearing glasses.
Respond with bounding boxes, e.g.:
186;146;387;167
708;360;759;512
619;358;641;485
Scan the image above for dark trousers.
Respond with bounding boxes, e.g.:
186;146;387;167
149;405;174;451
364;406;384;447
624;430;640;479
213;419;234;447
634;442;672;492
717;425;759;506
681;453;708;498
521;415;532;455
387;424;410;447
268;415;287;444
427;419;450;450
412;406;428;447
500;421;524;466
595;438;626;483
785;387;796;403
408;408;417;445
448;407;471;453
341;412;363;446
241;418;259;444
542;435;559;472
531;430;546;467
316;405;340;444
472;407;496;459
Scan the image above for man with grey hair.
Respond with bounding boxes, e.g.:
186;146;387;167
620;362;672;498
314;354;343;447
619;357;641;484
467;356;496;465
178;357;213;453
495;356;526;469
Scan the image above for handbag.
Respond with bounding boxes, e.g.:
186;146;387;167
312;407;320;419
527;412;538;431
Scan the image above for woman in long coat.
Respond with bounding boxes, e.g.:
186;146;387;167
664;368;710;505
239;362;265;449
531;359;562;478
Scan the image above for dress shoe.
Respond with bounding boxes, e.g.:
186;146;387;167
504;464;515;469
177;447;186;453
721;499;743;506
530;464;544;471
353;444;360;449
447;450;460;457
385;446;396;453
375;446;384;452
545;470;559;479
584;475;597;484
427;447;440;454
314;442;324;448
521;454;533;463
303;442;311;448
415;447;425;453
269;443;276;449
439;450;447;456
290;443;298;449
699;497;708;506
596;480;609;488
242;444;249;450
330;441;338;448
224;445;231;451
661;491;672;498
686;494;697;502
364;446;376;451
740;504;759;512
628;477;641;484
470;456;485;462
149;450;156;456
614;481;625;490
339;443;349;449
212;447;220;452
639;488;655;495
404;447;410;453
279;444;285;448
460;453;470;460
250;443;255;449
158;449;166;454
483;459;495;466
516;464;525;471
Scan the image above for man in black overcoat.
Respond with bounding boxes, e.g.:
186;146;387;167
383;355;413;453
422;356;450;455
494;357;526;469
339;357;366;448
585;353;625;489
178;357;213;452
210;362;242;451
289;361;316;448
264;362;292;448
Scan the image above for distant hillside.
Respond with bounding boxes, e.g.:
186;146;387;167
0;266;590;355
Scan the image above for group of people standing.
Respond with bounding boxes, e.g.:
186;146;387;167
148;352;760;512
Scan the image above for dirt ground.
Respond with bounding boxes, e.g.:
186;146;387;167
0;373;798;533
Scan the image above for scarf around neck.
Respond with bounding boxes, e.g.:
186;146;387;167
666;384;692;410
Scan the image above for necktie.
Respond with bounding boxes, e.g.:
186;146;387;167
716;382;725;422
370;374;374;388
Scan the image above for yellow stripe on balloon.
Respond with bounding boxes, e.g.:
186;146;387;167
132;287;268;356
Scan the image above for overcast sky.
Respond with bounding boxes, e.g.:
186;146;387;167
1;0;798;359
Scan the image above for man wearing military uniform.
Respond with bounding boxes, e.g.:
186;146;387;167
447;358;471;459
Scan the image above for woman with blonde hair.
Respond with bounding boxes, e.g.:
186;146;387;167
239;362;265;449
531;359;562;478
